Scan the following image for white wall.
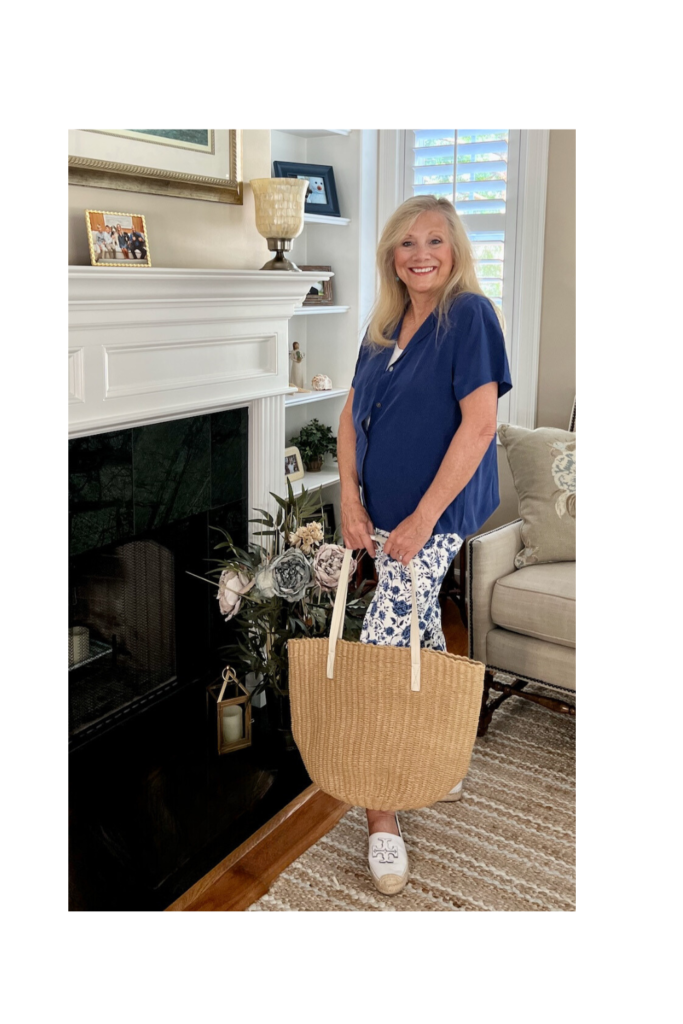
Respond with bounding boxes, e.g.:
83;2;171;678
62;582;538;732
68;130;272;270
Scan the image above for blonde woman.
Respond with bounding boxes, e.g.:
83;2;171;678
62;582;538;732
337;195;512;895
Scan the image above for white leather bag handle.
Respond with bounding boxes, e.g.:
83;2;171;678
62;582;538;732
326;542;422;691
326;547;353;679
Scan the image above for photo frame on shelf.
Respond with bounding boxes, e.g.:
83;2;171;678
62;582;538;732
69;129;242;204
85;210;151;267
302;502;336;541
284;446;305;482
300;266;333;305
272;161;340;217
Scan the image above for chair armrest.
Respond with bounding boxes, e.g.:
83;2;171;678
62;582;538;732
467;519;523;663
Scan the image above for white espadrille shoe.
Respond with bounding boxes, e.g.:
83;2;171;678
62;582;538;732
367;814;409;895
438;780;463;802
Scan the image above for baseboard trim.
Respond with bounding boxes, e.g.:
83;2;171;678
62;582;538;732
165;783;350;912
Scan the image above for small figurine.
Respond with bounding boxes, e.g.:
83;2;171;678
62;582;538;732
289;342;305;391
312;373;332;391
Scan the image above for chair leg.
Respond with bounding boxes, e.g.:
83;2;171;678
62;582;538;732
477;671;532;736
456;541;468;629
478;671;575;735
488;676;575;718
477;671;494;736
438;544;469;628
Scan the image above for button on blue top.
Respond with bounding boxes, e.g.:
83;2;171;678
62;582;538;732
351;292;513;537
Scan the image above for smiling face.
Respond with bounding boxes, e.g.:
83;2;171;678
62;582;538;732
393;210;454;302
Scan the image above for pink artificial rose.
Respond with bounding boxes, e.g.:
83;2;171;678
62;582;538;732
313;544;356;592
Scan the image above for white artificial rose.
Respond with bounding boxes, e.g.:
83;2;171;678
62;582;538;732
217;570;254;620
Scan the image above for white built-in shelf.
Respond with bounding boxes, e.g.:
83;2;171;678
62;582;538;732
285;387;349;407
278;130;351;138
304;213;350;226
293;467;340;495
293;304;350;316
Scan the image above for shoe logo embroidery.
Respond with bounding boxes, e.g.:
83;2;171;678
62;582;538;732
371;838;400;863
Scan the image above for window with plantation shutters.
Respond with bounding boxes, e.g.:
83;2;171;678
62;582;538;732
378;128;548;428
404;130;521;322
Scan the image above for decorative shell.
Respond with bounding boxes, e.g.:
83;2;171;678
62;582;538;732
312;374;332;391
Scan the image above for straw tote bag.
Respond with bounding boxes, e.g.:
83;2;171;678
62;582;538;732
288;547;485;811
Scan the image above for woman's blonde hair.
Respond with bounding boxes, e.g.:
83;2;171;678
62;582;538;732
365;195;504;347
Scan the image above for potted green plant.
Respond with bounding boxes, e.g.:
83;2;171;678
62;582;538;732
288;419;337;472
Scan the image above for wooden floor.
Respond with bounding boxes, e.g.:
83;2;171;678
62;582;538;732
167;598;467;911
166;783;350;911
441;595;469;658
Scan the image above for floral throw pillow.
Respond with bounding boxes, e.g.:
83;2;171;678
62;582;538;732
498;424;576;568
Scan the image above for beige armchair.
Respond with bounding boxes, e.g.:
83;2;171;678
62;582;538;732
467;399;576;735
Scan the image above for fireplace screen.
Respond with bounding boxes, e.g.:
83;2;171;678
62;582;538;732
68;408;248;748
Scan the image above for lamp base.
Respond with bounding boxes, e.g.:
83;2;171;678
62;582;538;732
260;237;301;272
260;252;301;271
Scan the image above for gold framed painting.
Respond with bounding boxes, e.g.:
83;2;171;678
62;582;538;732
69;129;242;204
85;210;151;267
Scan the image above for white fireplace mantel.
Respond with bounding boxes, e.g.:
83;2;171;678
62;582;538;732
68;265;333;536
68;266;333;436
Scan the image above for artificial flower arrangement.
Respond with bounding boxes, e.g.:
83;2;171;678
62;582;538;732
194;480;375;703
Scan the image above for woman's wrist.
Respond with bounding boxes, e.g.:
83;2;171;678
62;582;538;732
414;500;439;531
340;482;362;507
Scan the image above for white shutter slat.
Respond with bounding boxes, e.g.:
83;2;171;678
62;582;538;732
456;199;506;215
413;183;454;196
455;159;507;178
414;169;454;185
459;213;507;233
456;140;508;159
456;180;506;195
414;146;455;160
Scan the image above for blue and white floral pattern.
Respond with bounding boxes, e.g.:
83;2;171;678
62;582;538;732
548;438;576;520
360;529;463;652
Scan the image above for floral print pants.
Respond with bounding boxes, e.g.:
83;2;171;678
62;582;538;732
360;528;463;652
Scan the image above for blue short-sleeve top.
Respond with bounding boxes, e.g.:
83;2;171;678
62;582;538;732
351;292;513;538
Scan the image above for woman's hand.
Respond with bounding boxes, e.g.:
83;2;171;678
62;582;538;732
383;509;435;566
341;500;376;558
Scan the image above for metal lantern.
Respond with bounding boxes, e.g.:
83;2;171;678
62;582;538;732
207;666;252;755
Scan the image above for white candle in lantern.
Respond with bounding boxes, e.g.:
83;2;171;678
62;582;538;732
69;627;90;666
221;706;243;744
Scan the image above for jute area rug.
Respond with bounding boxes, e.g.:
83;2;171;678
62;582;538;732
247;683;575;912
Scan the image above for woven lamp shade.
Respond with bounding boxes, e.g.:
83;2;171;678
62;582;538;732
288;637;484;811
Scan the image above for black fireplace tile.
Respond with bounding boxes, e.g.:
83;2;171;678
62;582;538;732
209;498;249;553
210;408;248;509
69;431;134;556
133;416;211;533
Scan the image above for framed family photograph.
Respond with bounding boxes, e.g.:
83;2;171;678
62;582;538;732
69;129;242;204
300;266;334;305
272;161;340;217
284;446;305;482
85;210;151;267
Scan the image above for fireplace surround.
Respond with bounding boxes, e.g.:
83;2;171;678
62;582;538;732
68;267;331;910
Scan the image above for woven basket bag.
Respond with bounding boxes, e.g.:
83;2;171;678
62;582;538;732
288;546;485;811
